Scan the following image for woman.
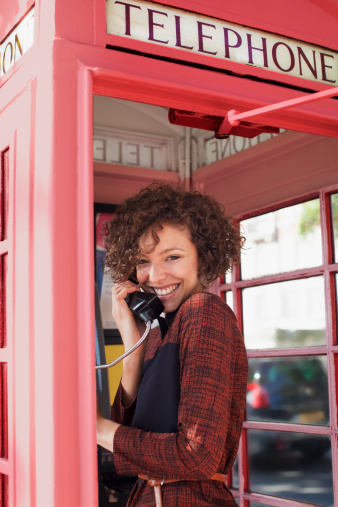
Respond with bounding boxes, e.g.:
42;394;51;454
97;183;248;506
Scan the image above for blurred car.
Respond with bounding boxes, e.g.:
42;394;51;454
247;357;330;460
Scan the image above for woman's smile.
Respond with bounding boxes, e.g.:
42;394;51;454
151;283;180;297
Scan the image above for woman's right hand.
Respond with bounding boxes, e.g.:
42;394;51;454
112;280;147;406
111;280;146;350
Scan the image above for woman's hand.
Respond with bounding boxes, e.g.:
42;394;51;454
111;280;147;406
112;280;146;350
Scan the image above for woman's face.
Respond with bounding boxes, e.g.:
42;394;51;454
136;224;203;313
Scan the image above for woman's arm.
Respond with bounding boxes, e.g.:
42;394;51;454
97;397;120;452
111;281;146;406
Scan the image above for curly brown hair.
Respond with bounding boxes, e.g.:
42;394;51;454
102;183;243;287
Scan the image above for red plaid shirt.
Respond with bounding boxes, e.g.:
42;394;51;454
111;292;248;506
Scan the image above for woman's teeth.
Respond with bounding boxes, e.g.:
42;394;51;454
154;284;179;296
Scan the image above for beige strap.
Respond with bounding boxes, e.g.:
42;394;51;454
138;473;227;507
153;484;163;507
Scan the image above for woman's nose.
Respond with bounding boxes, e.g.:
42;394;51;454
148;263;166;284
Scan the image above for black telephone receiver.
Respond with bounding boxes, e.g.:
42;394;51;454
125;291;164;323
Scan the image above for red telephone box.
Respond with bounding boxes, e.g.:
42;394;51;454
0;0;337;506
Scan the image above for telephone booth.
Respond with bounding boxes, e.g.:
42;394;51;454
0;0;338;506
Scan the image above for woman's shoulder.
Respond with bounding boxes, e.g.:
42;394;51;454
178;291;235;321
173;292;243;348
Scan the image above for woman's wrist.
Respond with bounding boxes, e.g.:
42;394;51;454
121;347;144;401
97;416;121;454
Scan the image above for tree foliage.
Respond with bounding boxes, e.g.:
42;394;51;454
299;195;338;243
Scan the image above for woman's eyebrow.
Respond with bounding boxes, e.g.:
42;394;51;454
158;247;186;255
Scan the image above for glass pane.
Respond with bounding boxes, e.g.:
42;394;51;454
0;150;9;242
0;363;8;459
248;430;333;506
232;454;239;489
224;272;232;284
250;503;274;507
331;194;338;262
241;199;322;279
0;255;7;348
247;356;329;425
0;474;9;507
243;277;326;349
336;274;338;344
225;291;233;311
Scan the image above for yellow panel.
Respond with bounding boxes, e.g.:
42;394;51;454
104;344;124;404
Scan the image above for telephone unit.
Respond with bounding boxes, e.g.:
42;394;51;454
95;290;164;371
125;291;164;323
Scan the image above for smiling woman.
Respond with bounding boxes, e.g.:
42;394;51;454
96;183;248;506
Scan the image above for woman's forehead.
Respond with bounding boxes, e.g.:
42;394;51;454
138;223;191;252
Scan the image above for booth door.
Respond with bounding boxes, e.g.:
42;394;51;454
0;85;35;507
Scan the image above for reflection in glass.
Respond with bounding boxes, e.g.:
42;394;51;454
247;356;329;426
225;291;234;311
243;277;326;349
201;131;282;167
232;454;239;489
247;430;333;506
241;199;322;279
331;194;338;262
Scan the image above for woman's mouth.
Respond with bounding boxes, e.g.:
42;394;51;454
153;284;179;296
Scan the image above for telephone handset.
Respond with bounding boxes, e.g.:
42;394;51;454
95;289;164;371
125;291;164;323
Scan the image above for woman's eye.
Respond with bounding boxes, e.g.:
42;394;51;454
137;259;149;266
167;255;180;261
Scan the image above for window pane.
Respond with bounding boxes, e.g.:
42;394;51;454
0;474;9;507
250;503;274;507
0;150;9;242
247;356;329;426
225;291;233;311
0;363;8;459
243;277;326;349
331;194;338;263
232;454;239;489
336;274;338;344
248;430;333;506
224;272;232;284
0;255;7;348
241;199;322;279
